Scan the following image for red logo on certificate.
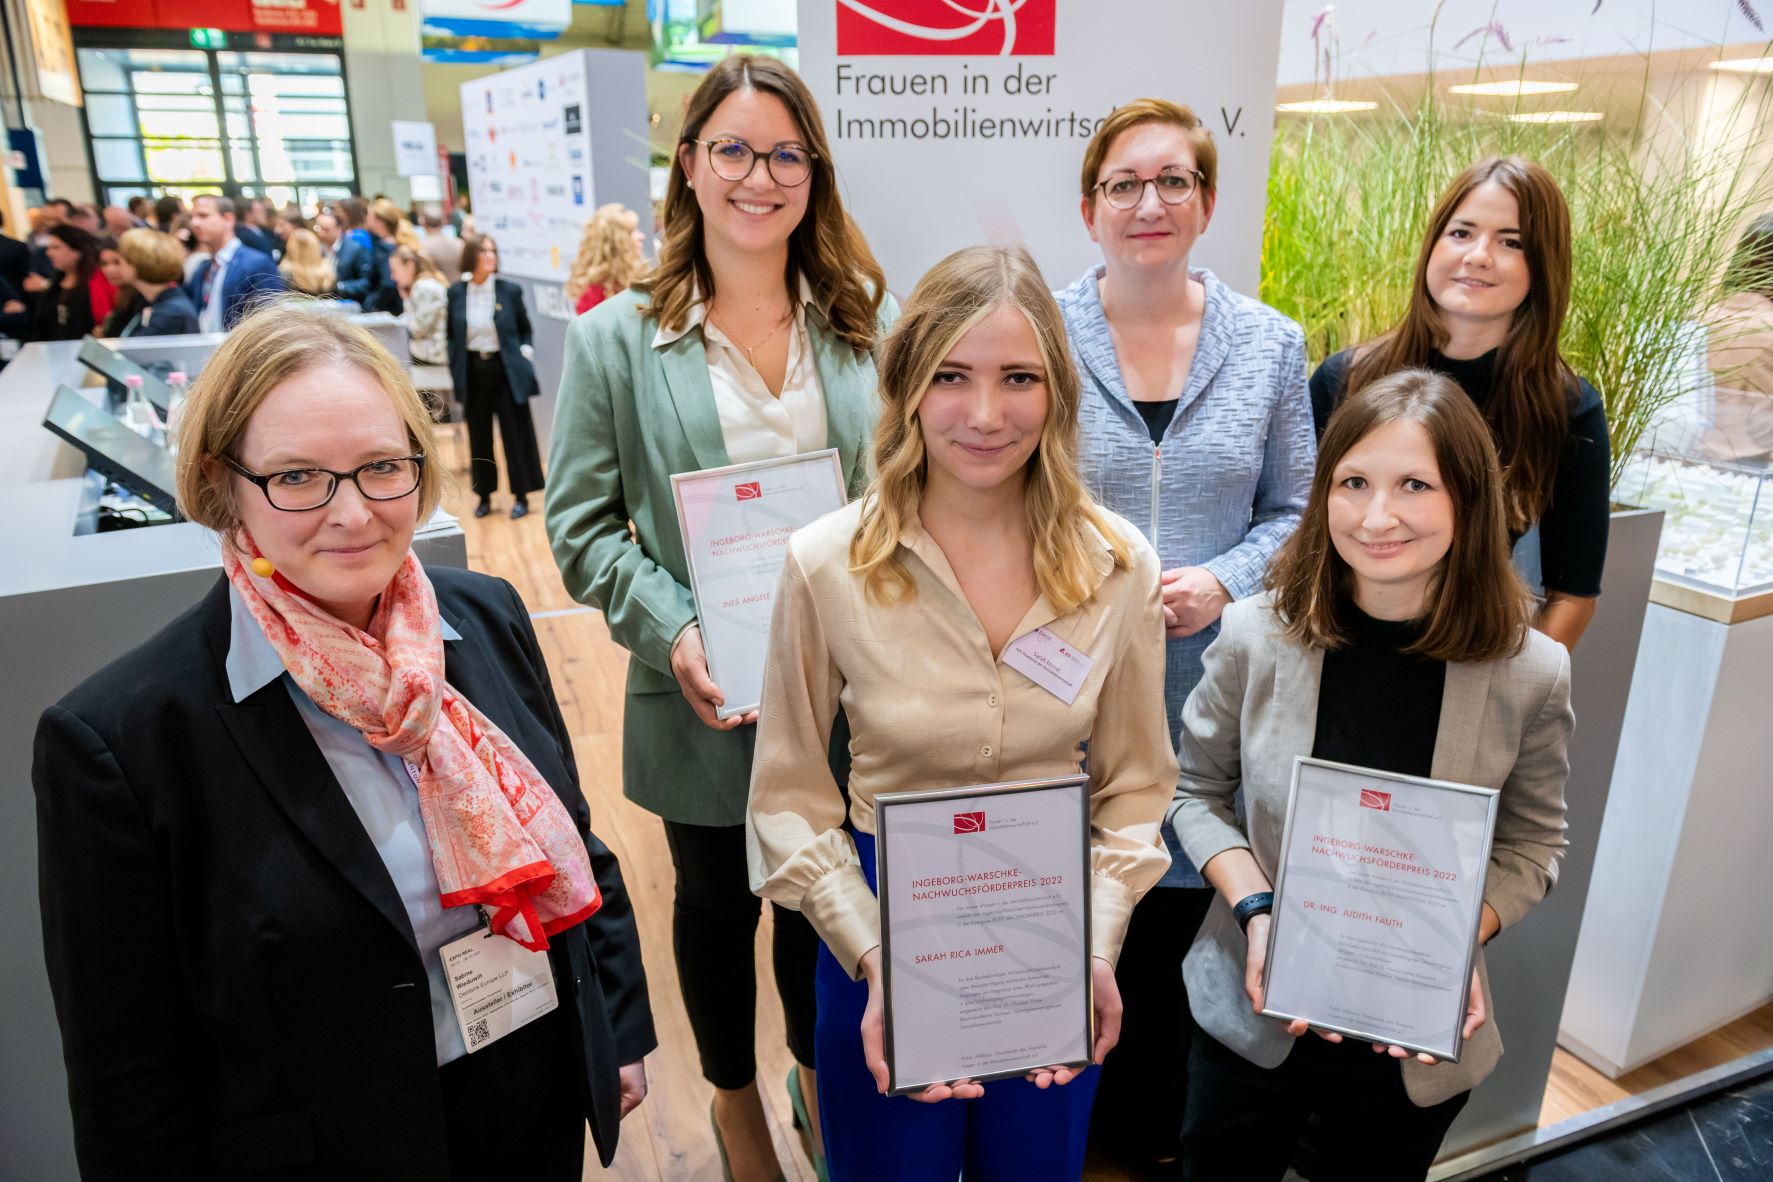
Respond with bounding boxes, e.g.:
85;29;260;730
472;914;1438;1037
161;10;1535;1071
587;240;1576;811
952;811;987;834
1359;789;1393;811
735;481;763;500
836;0;1056;56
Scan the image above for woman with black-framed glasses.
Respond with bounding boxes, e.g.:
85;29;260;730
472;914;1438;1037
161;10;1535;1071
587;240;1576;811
545;52;893;1182
1056;98;1317;1175
33;302;656;1180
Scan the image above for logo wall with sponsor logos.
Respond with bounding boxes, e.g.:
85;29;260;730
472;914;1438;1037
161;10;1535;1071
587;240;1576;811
798;0;1284;296
460;51;595;283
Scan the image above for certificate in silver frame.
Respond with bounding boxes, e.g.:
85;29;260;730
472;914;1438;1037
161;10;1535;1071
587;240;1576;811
670;449;846;719
875;775;1093;1095
1260;756;1499;1063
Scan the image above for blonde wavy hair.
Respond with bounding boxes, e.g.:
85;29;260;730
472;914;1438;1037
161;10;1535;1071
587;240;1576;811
176;301;447;541
564;203;645;303
850;245;1129;611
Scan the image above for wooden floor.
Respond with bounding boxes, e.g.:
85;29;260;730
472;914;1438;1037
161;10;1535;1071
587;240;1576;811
439;442;1773;1179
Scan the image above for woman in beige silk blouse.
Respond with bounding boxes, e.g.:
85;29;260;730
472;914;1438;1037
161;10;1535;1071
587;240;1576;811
746;245;1176;1182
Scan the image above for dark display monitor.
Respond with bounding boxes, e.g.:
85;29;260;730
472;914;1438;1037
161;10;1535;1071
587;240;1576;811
76;337;174;417
42;386;180;517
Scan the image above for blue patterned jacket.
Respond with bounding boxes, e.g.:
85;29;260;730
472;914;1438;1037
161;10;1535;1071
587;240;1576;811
1057;265;1316;885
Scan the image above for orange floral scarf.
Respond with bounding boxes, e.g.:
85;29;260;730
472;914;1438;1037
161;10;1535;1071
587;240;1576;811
226;540;600;950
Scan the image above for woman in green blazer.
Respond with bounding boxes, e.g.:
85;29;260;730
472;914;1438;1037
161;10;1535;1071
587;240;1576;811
545;54;893;1182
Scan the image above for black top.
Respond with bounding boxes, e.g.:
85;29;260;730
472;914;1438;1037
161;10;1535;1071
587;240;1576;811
1312;607;1446;778
33;277;96;342
123;284;202;338
1133;397;1179;446
1309;347;1611;598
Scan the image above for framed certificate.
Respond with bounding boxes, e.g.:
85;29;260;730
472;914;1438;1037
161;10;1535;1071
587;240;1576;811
671;450;847;719
1261;757;1499;1062
875;776;1092;1094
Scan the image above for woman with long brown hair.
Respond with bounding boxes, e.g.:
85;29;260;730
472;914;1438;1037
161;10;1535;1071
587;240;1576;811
748;243;1175;1182
545;53;893;1182
1309;156;1609;650
1174;369;1572;1181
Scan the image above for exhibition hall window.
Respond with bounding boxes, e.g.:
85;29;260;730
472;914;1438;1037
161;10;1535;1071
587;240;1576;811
74;46;358;211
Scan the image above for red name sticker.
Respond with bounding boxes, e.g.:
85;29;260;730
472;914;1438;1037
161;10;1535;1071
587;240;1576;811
836;0;1057;56
735;481;763;501
952;811;987;834
1359;789;1393;812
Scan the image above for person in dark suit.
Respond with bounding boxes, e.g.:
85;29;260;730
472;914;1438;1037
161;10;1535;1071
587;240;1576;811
236;197;281;258
0;208;31;290
335;195;389;311
115;228;201;337
185;194;284;331
34;303;654;1181
448;233;544;519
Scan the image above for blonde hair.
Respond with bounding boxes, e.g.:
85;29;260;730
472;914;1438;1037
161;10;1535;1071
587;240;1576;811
391;244;447;286
564;203;644;302
850;245;1129;612
278;228;337;296
117;227;184;284
175;301;445;539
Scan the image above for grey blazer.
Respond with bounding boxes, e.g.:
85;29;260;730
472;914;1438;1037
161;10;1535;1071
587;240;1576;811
1167;593;1573;1107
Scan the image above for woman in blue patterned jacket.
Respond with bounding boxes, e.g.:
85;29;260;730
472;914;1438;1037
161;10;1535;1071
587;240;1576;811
1056;97;1316;1175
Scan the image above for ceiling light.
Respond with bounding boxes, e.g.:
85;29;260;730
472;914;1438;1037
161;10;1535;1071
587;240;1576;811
1276;99;1379;114
1449;79;1579;96
1507;111;1605;124
1710;56;1773;73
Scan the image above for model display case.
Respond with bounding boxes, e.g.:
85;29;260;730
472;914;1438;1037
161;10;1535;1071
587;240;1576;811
1614;443;1773;619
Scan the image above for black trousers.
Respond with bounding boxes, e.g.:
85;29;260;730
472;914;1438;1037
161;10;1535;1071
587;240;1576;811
465;352;544;499
439;1006;585;1179
662;818;819;1089
1181;1025;1469;1182
1089;886;1214;1172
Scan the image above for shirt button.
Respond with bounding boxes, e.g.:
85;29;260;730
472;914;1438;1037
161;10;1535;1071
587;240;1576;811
981;744;993;757
987;694;999;707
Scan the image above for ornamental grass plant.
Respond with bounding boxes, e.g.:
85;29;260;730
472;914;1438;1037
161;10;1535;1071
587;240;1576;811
1260;54;1773;486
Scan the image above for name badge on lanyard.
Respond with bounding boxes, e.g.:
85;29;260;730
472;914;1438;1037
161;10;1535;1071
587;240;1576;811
441;926;559;1053
409;757;560;1053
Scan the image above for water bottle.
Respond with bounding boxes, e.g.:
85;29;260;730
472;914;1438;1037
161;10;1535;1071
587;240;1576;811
165;371;189;451
121;374;160;441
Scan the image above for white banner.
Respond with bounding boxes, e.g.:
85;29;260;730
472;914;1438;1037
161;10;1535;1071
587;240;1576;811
461;53;595;282
797;0;1283;297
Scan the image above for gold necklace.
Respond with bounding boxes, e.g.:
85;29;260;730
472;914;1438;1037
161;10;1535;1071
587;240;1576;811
709;301;794;369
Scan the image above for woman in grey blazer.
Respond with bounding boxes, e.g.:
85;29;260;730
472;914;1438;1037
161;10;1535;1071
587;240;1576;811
1056;98;1316;1170
544;54;892;1182
1170;370;1572;1182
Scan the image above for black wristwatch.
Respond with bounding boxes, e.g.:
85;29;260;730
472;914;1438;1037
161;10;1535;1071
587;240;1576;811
1233;891;1275;933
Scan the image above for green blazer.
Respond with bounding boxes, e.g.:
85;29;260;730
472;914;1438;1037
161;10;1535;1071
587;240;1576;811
545;286;898;826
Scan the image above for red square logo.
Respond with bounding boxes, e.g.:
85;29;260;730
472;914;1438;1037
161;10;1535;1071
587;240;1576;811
735;481;763;501
1359;789;1392;812
836;0;1056;56
953;811;986;834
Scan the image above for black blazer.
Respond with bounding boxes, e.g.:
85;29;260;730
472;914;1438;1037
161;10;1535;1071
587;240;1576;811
447;276;539;405
34;566;656;1180
122;284;201;337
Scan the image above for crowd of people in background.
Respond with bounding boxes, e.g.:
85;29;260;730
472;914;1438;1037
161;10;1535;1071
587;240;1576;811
0;188;524;356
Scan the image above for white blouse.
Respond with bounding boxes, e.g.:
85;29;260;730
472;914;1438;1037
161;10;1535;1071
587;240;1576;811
464;277;498;353
653;278;827;464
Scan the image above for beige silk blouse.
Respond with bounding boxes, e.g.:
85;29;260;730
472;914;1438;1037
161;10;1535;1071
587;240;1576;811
746;498;1179;980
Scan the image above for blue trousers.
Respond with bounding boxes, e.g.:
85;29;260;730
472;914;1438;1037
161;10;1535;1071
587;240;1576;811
814;831;1100;1182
